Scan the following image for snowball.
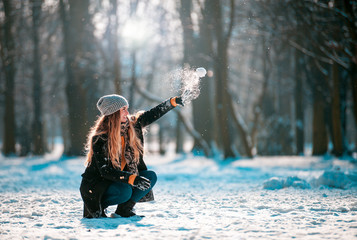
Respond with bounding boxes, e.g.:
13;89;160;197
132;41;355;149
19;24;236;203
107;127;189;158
196;67;207;77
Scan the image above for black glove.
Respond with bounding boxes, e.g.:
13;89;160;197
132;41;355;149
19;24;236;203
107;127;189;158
133;176;151;191
175;96;184;106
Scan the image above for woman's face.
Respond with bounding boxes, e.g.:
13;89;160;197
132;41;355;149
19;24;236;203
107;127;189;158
120;106;129;123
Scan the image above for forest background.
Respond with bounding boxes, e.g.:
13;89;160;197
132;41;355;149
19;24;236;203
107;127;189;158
1;0;357;160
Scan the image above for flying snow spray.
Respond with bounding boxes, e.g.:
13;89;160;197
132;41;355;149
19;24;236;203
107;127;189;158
168;67;206;105
181;67;206;105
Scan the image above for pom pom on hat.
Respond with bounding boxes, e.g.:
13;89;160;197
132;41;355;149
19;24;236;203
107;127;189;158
97;94;129;116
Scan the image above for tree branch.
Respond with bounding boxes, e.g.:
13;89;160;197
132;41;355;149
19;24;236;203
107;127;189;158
289;40;333;64
315;40;349;69
224;0;235;46
227;90;254;158
134;82;212;157
306;0;352;24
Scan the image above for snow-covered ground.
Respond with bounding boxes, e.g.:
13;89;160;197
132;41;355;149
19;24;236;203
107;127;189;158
1;144;357;240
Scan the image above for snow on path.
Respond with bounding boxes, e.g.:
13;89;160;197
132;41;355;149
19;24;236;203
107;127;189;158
0;147;357;239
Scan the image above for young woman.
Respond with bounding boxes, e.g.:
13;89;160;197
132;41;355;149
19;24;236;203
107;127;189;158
80;94;183;218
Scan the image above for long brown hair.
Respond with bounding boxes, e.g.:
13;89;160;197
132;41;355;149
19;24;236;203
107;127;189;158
84;110;143;169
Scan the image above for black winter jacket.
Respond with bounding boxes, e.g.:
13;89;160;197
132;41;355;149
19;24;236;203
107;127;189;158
80;98;176;218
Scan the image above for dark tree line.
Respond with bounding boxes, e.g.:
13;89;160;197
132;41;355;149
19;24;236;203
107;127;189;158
178;0;357;158
1;0;356;159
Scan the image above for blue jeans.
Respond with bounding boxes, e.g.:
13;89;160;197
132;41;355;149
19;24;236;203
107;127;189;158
101;170;157;209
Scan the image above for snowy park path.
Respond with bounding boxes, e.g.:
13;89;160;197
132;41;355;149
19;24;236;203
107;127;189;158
0;147;357;239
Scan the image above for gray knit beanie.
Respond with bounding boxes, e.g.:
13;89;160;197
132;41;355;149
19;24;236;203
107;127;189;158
96;94;129;116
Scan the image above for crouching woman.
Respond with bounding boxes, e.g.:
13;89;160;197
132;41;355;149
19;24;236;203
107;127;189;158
80;94;183;218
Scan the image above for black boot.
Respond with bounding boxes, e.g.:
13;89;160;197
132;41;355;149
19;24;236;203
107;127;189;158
83;204;107;218
101;208;108;218
113;200;136;218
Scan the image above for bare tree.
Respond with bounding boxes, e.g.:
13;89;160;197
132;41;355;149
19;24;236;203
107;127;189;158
59;0;91;156
178;0;195;154
1;0;16;155
291;3;305;155
192;0;215;154
210;0;237;158
109;0;122;94
31;0;45;154
341;1;357;132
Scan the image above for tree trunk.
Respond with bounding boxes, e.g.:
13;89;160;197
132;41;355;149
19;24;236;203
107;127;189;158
178;0;195;154
351;67;357;132
295;48;304;155
226;91;253;157
275;45;294;155
159;125;166;155
59;0;71;154
312;84;328;155
175;121;184;153
348;56;357;140
129;51;137;109
340;70;348;153
191;0;215;154
343;0;357;132
19;120;31;156
59;0;89;156
2;0;16;155
109;0;122;94
252;36;270;153
211;0;236;159
14;0;32;156
303;55;329;156
31;0;45;155
330;63;344;156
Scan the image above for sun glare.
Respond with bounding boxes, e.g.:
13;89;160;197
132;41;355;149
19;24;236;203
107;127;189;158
121;18;153;48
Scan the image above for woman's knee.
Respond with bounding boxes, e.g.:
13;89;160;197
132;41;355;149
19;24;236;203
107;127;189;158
108;183;132;202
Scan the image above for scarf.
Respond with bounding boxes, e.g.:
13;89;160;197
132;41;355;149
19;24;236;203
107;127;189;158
120;120;139;175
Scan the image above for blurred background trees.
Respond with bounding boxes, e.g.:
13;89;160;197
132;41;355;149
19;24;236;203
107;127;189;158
0;0;356;159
